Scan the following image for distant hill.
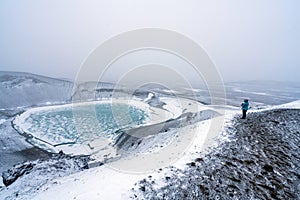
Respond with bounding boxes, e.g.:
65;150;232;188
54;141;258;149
1;71;299;110
0;71;120;110
0;71;73;109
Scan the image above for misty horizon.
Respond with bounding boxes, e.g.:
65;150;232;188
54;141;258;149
1;1;300;83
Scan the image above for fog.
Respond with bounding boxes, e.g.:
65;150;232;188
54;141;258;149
0;0;299;83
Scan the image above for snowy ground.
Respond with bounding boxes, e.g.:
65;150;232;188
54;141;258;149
0;72;300;200
2;101;299;200
132;103;300;199
1;101;300;199
1;94;222;199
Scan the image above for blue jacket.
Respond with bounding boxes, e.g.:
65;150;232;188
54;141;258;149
241;101;249;110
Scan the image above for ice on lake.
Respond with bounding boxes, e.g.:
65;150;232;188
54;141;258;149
13;101;149;154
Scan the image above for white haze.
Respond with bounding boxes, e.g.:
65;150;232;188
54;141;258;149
0;0;299;83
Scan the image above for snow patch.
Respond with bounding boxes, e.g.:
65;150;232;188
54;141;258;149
0;119;6;125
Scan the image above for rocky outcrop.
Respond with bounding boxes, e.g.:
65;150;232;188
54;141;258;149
114;109;220;152
2;163;35;186
2;152;91;186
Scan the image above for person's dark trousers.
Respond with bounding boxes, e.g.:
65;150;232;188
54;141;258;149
242;109;247;119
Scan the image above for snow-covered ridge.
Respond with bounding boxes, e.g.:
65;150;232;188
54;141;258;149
0;71;74;109
271;99;300;109
0;71;122;110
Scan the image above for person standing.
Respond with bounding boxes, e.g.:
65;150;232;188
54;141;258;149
241;99;249;119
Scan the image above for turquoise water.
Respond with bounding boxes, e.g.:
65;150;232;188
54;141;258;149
25;103;147;145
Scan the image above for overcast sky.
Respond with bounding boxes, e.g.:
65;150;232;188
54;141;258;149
0;0;299;83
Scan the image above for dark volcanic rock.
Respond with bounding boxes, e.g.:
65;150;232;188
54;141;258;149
132;109;300;200
2;163;35;186
2;153;91;187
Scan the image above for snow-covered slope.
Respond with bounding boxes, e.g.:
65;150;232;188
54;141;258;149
1;100;298;200
71;81;119;102
0;71;73;109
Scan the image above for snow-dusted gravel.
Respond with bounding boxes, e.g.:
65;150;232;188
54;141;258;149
132;108;300;199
